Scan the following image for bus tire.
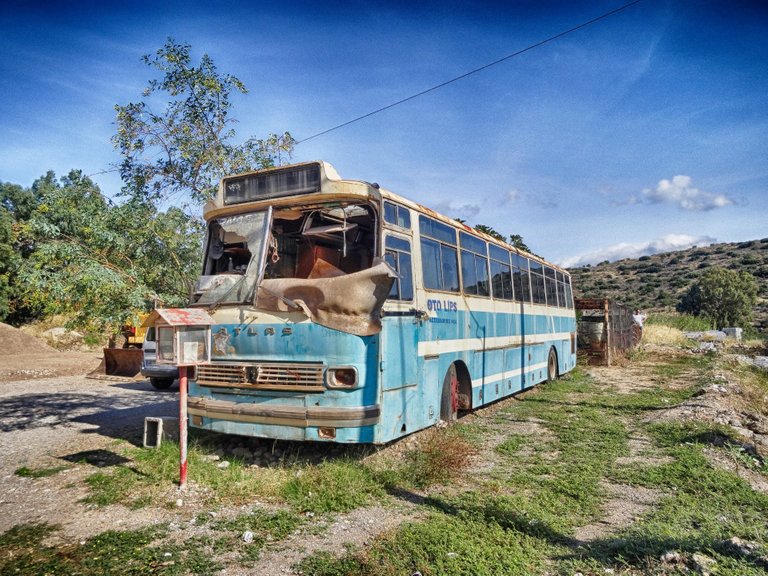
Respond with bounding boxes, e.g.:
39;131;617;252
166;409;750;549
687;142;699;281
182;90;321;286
150;377;175;390
440;364;459;423
546;348;558;383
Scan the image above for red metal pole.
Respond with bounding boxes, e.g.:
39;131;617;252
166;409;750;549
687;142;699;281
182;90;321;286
179;365;188;490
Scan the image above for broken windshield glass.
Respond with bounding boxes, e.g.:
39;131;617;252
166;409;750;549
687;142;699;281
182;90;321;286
193;209;272;306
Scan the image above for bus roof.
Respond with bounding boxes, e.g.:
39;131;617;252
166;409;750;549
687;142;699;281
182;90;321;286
211;160;567;275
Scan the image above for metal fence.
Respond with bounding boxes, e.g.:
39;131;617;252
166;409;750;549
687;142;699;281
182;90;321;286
575;298;639;366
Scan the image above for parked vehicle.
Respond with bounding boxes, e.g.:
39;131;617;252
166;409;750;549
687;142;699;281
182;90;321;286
141;326;179;389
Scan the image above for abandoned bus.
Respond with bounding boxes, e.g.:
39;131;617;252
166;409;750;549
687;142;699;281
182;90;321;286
187;161;576;443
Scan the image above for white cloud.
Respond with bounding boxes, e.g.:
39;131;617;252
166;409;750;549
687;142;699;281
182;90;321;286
431;200;481;222
502;187;557;209
642;175;734;211
558;233;716;268
505;189;521;205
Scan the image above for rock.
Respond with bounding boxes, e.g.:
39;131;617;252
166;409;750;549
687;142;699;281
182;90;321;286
660;551;682;563
242;530;254;543
42;327;84;348
691;552;716;575
723;536;759;557
217;460;231;469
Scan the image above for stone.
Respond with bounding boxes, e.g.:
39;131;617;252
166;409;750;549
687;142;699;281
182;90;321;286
691;552;715;575
660;551;682;563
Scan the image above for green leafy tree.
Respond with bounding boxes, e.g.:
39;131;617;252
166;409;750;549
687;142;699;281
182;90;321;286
508;234;531;252
17;171;202;332
114;38;294;205
677;267;758;329
0;207;17;320
473;224;505;242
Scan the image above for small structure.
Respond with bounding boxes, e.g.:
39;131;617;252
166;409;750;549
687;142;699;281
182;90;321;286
575;298;637;366
143;308;214;366
142;308;215;489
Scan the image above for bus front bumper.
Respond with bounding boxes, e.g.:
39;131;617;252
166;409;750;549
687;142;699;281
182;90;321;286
187;396;380;428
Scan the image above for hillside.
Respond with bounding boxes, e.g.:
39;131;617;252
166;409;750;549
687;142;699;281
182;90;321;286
568;237;768;333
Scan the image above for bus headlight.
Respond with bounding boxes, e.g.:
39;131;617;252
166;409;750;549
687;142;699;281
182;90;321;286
327;367;358;388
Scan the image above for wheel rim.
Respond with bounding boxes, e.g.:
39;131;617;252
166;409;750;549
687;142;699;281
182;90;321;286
548;351;557;380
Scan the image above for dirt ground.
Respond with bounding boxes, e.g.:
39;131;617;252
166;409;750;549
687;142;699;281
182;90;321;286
1;325;766;575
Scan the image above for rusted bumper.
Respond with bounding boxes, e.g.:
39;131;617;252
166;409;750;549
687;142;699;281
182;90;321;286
187;396;380;428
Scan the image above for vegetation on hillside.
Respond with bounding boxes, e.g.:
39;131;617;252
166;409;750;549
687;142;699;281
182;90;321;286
569;238;768;334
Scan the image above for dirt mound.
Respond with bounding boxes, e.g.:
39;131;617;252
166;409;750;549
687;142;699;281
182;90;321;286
0;323;57;355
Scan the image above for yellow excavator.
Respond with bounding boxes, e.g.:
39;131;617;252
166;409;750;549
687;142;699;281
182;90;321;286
86;314;147;381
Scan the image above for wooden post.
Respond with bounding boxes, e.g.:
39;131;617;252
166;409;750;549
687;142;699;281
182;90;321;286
179;365;188;490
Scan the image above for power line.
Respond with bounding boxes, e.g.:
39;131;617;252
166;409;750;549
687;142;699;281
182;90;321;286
297;0;644;145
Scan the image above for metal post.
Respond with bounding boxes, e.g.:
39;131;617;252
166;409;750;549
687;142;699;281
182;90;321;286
179;365;188;490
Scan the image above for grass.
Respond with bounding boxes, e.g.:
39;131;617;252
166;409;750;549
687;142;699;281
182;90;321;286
0;522;220;576
282;459;385;513
646;312;714;332
296;512;546;576
297;354;768;575
592;422;768;574
14;465;70;478
4;351;767;575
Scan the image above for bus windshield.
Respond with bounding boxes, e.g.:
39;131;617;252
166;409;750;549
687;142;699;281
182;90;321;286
192;202;393;334
193;210;272;306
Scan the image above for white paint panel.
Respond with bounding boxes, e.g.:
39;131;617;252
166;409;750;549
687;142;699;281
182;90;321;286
417;332;572;357
470;360;549;388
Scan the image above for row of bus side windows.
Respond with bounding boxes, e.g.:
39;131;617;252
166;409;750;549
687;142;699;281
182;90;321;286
384;211;573;308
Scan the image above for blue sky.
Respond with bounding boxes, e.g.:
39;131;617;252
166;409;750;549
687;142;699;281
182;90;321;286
1;0;766;267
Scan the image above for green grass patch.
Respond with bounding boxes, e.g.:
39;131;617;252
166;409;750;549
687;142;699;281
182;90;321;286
0;523;220;576
494;433;526;456
81;438;291;508
296;511;546;576
646;312;714;332
583;420;768;574
282;459;384;513
14;465;70;478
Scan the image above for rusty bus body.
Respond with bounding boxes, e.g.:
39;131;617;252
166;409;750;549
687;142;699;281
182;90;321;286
186;161;577;443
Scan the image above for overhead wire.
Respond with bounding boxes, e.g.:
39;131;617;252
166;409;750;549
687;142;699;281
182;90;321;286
296;0;645;145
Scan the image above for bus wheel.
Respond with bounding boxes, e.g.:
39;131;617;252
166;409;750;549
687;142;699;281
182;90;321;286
440;364;459;423
546;348;558;383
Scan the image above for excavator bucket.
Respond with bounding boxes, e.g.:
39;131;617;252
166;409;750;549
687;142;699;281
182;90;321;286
86;348;144;381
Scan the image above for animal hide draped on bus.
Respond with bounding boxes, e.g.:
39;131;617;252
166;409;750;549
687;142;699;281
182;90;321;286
256;261;397;336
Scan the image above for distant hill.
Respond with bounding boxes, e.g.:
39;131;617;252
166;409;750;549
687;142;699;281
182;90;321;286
567;238;768;333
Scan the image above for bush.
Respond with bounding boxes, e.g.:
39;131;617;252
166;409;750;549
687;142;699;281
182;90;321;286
677;267;758;329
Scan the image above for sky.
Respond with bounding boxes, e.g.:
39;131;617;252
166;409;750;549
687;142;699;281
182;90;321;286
1;0;766;268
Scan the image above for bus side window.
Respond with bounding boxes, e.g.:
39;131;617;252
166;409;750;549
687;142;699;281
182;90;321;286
385;236;413;301
419;215;459;293
383;201;411;229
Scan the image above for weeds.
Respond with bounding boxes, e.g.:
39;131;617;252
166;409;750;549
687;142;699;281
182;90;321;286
282;459;384;513
14;465;70;478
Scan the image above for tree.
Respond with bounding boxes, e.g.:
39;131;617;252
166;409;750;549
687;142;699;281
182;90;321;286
677;267;758;329
508;234;531;252
113;38;295;206
17;171;203;332
473;224;505;242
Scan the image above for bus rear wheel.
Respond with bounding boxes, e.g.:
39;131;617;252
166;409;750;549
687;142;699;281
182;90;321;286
546;348;558;383
440;364;459;423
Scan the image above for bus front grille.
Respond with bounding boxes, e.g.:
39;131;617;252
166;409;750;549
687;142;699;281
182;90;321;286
196;363;325;392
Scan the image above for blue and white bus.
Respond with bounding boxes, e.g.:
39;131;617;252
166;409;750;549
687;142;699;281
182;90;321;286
187;161;576;444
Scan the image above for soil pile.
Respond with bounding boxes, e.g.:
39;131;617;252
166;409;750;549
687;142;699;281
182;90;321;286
0;322;57;355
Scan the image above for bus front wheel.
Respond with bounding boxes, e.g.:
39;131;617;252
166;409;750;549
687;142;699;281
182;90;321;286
440;364;459;423
546;348;558;383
